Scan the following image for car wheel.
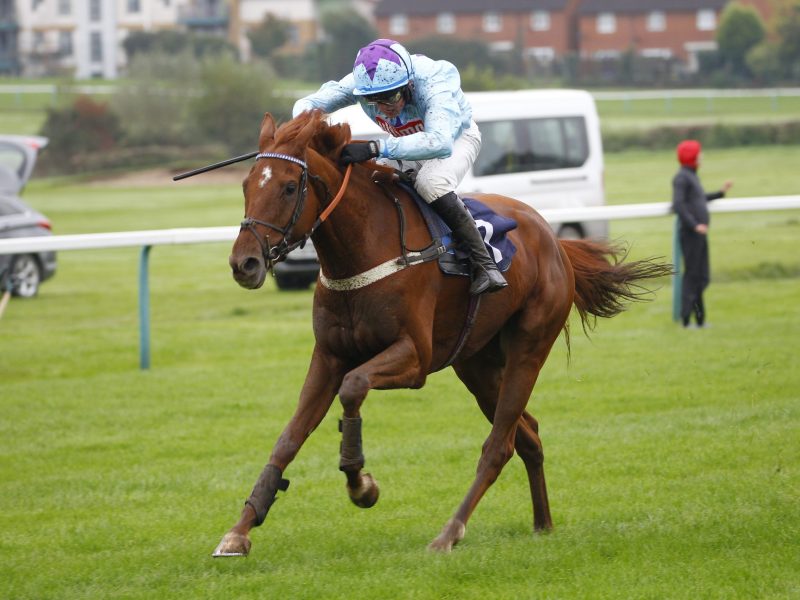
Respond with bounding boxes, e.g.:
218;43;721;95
10;254;41;298
558;224;583;240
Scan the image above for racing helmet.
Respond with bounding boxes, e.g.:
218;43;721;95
352;39;413;96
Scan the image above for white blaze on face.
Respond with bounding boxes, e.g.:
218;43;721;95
259;166;272;188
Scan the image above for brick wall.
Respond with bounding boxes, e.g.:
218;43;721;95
578;11;717;61
376;11;573;56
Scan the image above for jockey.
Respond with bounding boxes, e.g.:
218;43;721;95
292;39;507;296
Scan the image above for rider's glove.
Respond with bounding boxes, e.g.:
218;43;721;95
340;141;380;165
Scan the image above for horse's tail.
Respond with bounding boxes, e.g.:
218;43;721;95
560;239;673;333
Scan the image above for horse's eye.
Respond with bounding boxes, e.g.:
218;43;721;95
285;182;297;196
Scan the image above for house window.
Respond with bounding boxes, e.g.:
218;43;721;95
128;0;141;13
33;31;44;49
58;30;72;55
647;11;665;32
287;25;299;46
483;12;502;33
530;11;550;32
32;0;44;10
526;47;555;62
90;0;101;22
90;31;102;62
641;48;672;59
58;0;70;15
597;12;616;34
696;9;716;31
389;14;408;35
437;12;455;34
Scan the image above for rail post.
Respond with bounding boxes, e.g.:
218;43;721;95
672;217;683;322
139;245;152;369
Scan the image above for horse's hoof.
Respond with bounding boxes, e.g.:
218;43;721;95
348;472;380;509
427;518;466;553
212;531;251;557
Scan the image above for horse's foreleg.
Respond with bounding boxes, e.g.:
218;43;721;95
338;335;427;509
213;349;343;557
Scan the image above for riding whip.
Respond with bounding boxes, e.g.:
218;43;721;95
172;151;258;181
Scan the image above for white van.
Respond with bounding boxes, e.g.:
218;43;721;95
329;88;607;239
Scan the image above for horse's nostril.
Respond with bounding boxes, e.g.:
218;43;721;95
229;254;261;275
242;257;261;274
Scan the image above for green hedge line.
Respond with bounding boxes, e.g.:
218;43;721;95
603;120;800;152
34;144;228;178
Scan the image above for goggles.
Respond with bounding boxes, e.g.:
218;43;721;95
364;88;404;106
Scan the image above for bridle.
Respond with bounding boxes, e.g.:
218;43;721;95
239;151;352;270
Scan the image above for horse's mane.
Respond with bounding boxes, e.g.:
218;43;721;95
274;110;353;159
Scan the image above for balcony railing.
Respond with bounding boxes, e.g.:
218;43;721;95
177;3;228;28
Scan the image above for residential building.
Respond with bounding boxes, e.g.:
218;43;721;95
9;0;779;79
235;1;379;59
372;0;773;73
18;0;195;78
0;0;19;74
576;0;728;70
13;0;333;78
374;0;580;66
237;0;319;59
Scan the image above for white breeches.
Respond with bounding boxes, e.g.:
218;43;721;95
387;121;482;204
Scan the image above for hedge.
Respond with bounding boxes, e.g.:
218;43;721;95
603;120;800;152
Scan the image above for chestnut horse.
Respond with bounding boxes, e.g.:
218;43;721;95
214;110;670;556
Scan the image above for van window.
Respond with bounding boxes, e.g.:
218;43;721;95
473;116;589;177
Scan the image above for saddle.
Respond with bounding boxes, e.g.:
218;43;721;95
394;179;518;278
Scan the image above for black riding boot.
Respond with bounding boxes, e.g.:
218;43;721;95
430;192;508;295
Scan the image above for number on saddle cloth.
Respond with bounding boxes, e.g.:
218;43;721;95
397;181;518;278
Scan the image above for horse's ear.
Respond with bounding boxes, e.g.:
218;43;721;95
284;110;322;158
259;113;276;149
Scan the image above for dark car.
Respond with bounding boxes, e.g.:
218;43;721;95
0;135;55;297
273;240;320;290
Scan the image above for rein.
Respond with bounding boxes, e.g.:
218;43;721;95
239;151;353;269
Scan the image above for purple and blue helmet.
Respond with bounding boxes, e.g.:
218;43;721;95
352;39;413;96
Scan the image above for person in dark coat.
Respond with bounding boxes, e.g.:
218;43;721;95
672;140;733;328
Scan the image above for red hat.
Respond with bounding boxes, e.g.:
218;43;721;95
677;140;701;168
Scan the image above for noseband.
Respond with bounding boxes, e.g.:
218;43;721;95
240;152;310;269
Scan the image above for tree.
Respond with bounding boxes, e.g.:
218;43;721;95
746;41;783;84
408;36;500;73
247;13;291;59
39;96;123;162
112;52;202;147
313;8;377;80
774;0;800;78
123;30;188;59
716;2;766;75
189;55;293;153
122;30;236;61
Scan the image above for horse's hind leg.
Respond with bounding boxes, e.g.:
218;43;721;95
453;348;553;535
516;412;553;531
430;318;564;552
